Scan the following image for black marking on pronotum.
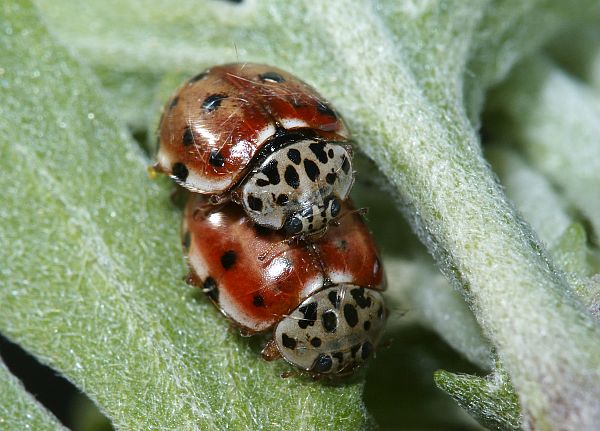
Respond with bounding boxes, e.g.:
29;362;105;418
169;96;179;110
182;127;195;146
312;354;333;373
304;159;320;182
262;160;280;185
298;302;317;329
330;199;341;217
361;341;373;360
332;352;344;363
344;304;359;327
341;154;350;174
220;250;237;269
259;71;285;83
281;333;296;350
287;148;301;165
202;94;226;113
172;162;189;182
316;101;337;118
209;149;225;167
253;294;265;307
310;337;322;348
350;288;372;309
203;276;219;301
251;128;318;167
350;344;361;357
363;321;371;331
378;306;385;320
328;149;334;159
284;165;300;189
328;291;340;308
189;71;208;83
308;142;328;164
256;179;270;187
276;194;289;206
322;310;337;333
326;172;337;185
247;195;263;212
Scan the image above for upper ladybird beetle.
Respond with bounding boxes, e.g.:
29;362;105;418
155;63;354;239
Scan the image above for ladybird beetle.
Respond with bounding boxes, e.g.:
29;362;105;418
157;63;354;238
182;194;387;377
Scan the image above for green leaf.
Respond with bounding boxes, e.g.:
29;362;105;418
0;2;369;429
4;0;600;429
0;358;67;430
435;363;522;431
490;55;600;242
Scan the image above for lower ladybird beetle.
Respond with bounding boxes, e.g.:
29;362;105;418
181;193;387;377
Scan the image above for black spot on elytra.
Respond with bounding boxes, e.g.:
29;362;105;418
310;337;322;348
182;231;191;250
209;149;225;167
350;288;372;309
341;154;350;174
298;302;317;329
316;101;337;118
304;159;320;182
287;148;301;165
308;224;313;230
308;142;328;164
350;344;361;357
247;195;263;212
282;333;296;350
253;294;265;307
202;94;226;113
363;321;371;331
172;162;189;182
276;194;289;206
220;250;236;269
344;304;359;327
322;310;337;333
361;341;373;360
328;148;334;158
328;291;340;308
259;71;285;83
169;96;179;110
312;354;333;373
189;71;208;83
284;165;300;189
203;277;219;301
182;127;195;146
262;160;280;185
326;172;337;185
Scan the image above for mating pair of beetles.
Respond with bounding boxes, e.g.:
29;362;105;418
155;63;387;377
